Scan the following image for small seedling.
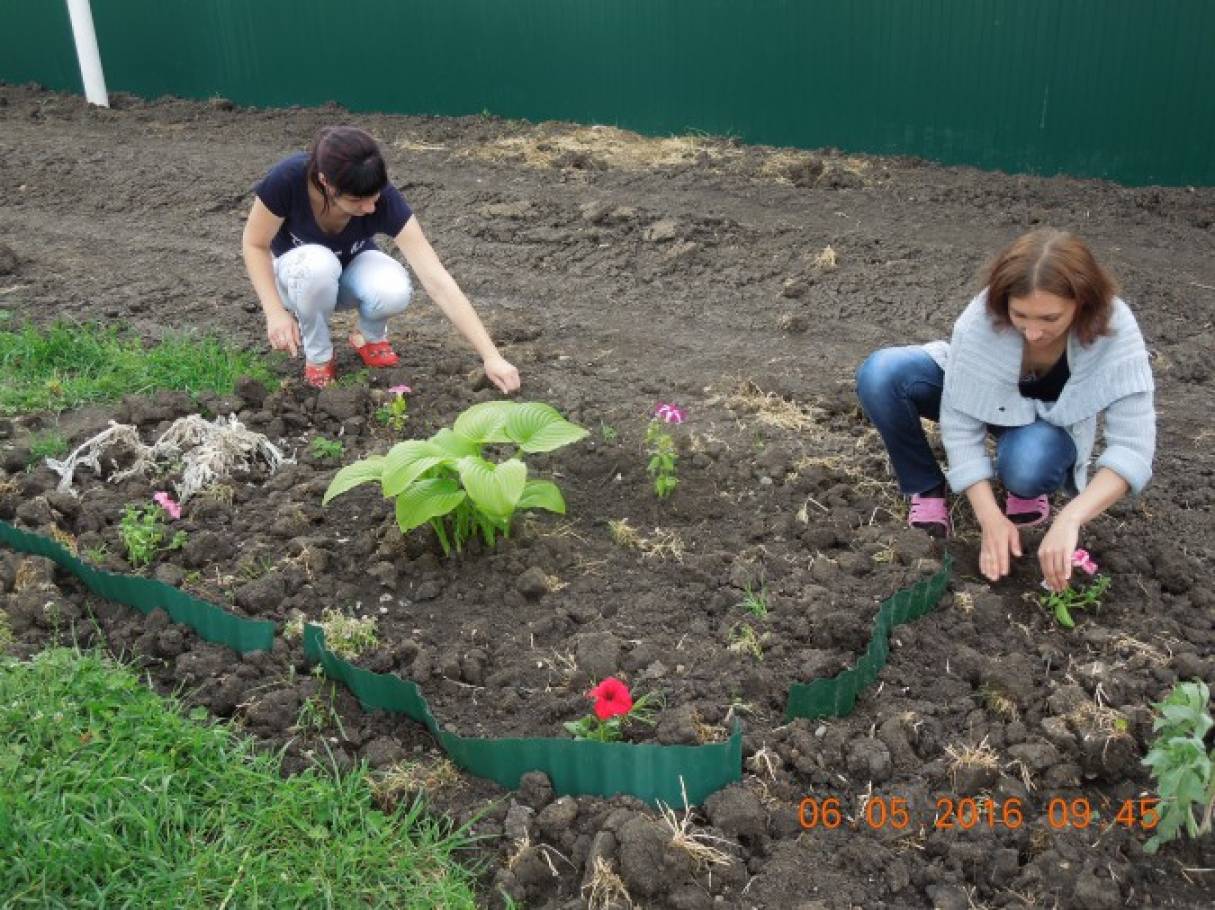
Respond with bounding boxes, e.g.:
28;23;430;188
645;406;681;499
316;608;379;659
728;623;763;660
1039;548;1110;628
309;436;345;460
599;422;619;443
82;543;109;565
375;384;412;434
119;504;183;567
1142;680;1214;853
564;677;662;743
735;583;768;618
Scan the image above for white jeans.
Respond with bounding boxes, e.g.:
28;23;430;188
273;245;413;364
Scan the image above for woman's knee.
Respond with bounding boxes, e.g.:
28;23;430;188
277;245;341;312
997;425;1075;495
371;269;413;315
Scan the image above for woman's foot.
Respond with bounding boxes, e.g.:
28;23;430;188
349;332;399;368
908;485;951;539
304;360;337;389
1005;493;1050;527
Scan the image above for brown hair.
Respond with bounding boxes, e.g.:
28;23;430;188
306;126;388;212
983;229;1118;345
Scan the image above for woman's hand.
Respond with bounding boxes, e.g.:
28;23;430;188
978;515;1022;583
1038;515;1080;593
483;354;520;394
266;309;300;357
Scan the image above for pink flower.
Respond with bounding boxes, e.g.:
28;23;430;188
588;677;633;720
653;403;686;424
1071;549;1098;575
387;384;412;396
153;491;182;521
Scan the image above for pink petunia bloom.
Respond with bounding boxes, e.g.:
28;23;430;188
1071;549;1098;575
387;384;412;396
153;491;182;521
653;403;686;425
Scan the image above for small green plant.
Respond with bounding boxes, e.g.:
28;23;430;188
324;401;588;556
27;431;68;466
238;554;276;581
316;608;379;660
645;403;684;499
118;506;171;568
309;436;345;460
735;583;768;618
564;678;662;743
375;384;412;434
0;609;13;650
1142;680;1214;853
81;543;110;565
1040;574;1110;629
599;422;619;443
728;623;763;660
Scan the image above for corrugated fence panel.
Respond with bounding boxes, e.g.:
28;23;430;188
0;0;79;92
2;0;1213;185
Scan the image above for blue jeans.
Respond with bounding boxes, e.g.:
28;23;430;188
274;246;413;364
855;346;1076;497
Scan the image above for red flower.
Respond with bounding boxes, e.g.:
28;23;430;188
588;677;633;720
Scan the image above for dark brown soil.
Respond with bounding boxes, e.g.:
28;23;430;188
2;84;1214;909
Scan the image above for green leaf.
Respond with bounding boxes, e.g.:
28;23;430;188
517;479;566;514
393;477;467;532
428;428;480;459
456;456;527;518
322;456;386;505
504;402;590;453
381;441;448;497
453;401;513;444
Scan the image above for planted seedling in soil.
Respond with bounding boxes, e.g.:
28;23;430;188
564;677;662;743
736;583;769;618
375;384;412;433
309;436;345;460
119;498;186;568
646;402;684;499
1039;549;1110;628
324;401;587;556
1142;680;1215;852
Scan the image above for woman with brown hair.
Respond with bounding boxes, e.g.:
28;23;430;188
242;125;519;392
855;229;1155;592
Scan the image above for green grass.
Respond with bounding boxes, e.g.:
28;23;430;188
0;321;275;415
27;430;68;464
0;649;478;908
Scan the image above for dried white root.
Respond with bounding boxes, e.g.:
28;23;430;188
47;413;291;500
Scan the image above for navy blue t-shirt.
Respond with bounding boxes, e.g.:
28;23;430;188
254;153;413;268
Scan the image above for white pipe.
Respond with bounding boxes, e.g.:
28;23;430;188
65;0;109;107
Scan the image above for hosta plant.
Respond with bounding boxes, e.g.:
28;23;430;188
1142;680;1214;853
323;401;588;556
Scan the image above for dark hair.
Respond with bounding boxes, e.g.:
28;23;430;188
306;126;388;211
983;228;1118;345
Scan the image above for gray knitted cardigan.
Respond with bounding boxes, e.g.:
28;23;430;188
922;291;1156;495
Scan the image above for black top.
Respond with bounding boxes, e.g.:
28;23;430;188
1019;352;1070;402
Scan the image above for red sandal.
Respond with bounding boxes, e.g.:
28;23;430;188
304;361;337;389
350;334;400;368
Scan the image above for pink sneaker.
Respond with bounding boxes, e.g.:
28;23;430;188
908;493;952;539
1005;494;1050;527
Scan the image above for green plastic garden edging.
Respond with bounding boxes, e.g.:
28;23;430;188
1;520;952;805
0;519;274;653
304;625;743;807
786;553;954;720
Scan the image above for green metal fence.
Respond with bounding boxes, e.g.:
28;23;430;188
3;0;1213;185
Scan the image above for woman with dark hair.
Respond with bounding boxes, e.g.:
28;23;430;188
242;125;520;391
855;229;1155;592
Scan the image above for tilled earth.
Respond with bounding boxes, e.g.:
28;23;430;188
2;84;1214;908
